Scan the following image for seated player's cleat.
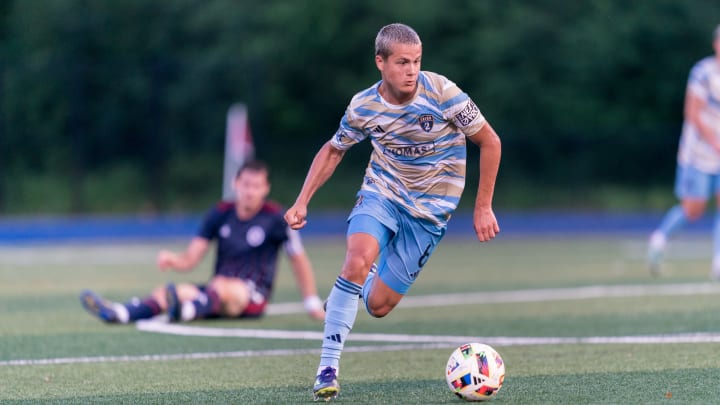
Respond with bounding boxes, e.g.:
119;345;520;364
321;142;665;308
313;366;339;401
165;283;181;322
80;289;119;323
647;232;666;277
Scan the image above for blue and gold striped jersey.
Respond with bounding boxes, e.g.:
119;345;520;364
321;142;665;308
330;71;486;225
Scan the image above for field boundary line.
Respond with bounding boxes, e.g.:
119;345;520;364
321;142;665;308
6;331;720;367
0;344;452;367
136;321;720;346
267;282;720;315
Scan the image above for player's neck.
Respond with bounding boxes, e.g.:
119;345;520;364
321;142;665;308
235;203;261;220
378;82;417;105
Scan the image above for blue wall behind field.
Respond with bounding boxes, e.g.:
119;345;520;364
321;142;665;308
0;211;713;245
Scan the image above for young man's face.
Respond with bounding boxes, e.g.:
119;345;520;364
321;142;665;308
376;43;422;101
234;169;270;209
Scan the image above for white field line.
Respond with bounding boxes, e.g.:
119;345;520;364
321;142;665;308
0;344;452;367
267;282;720;315
136;321;720;346
5;283;720;367
6;332;720;367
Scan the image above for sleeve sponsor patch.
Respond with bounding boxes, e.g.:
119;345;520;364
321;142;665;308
454;100;480;127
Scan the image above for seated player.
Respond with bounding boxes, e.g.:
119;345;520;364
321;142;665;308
80;160;325;323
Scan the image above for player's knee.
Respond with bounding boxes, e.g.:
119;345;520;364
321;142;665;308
221;301;245;317
341;255;374;282
218;282;249;316
682;201;706;220
151;286;167;308
367;304;392;318
366;300;394;318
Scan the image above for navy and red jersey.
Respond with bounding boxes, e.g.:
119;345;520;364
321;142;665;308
197;200;293;299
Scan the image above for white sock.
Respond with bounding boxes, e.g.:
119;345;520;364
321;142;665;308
649;231;666;250
181;302;196;321
113;303;130;324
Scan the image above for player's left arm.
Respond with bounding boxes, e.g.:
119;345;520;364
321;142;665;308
467;122;502;242
284;229;324;320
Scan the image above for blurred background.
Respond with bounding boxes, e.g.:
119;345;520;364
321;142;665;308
2;0;720;219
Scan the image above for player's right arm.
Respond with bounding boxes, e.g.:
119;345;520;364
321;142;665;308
156;237;210;272
285;141;346;229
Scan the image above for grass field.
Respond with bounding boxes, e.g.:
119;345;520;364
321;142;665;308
2;233;720;403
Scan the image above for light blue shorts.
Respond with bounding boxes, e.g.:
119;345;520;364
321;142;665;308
674;164;720;199
347;191;446;294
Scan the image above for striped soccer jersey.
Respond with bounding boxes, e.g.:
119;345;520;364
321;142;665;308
330;71;487;226
678;56;720;173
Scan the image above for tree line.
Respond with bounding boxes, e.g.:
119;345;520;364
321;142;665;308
1;0;719;214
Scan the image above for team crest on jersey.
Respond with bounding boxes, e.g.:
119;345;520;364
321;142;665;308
246;226;266;247
419;114;434;132
219;224;231;238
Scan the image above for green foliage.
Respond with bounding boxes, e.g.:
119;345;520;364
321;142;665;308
2;0;720;213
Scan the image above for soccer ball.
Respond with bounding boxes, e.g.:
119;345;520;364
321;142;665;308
445;343;505;401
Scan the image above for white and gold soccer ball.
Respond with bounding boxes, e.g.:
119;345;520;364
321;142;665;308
445;342;505;401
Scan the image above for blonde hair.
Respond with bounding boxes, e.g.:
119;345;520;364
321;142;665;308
375;23;421;59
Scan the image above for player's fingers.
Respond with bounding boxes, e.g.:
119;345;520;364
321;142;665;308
477;225;497;242
290;219;307;230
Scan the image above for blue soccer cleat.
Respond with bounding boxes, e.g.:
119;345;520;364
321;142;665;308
166;282;181;322
80;289;119;323
313;366;340;401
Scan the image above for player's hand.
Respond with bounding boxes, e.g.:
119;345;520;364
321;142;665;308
308;308;325;321
473;207;499;242
304;295;325;320
156;250;179;271
284;204;308;230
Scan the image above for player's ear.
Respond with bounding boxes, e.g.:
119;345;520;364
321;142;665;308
375;54;384;72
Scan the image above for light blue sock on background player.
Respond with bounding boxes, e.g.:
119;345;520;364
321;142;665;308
657;205;687;237
648;205;687;275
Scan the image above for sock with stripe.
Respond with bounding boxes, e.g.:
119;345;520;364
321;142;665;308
317;276;361;374
121;297;162;323
180;289;223;321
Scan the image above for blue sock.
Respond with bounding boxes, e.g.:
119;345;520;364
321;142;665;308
125;297;161;321
192;289;222;319
657;205;687;237
320;277;362;371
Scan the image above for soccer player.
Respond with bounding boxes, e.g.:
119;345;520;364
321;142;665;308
80;160;325;323
648;24;720;279
284;23;502;401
